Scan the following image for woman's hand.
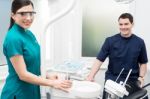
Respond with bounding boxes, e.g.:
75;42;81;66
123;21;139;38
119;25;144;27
52;80;72;92
46;73;58;80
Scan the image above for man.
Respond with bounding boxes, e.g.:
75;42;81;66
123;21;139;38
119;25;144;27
87;13;148;98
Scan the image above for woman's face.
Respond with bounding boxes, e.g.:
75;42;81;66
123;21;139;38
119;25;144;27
12;4;35;29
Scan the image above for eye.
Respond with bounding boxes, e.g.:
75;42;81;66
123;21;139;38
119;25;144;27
119;23;123;26
20;12;26;16
29;12;36;16
16;12;27;16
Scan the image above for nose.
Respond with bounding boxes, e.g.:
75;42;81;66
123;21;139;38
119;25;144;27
120;25;126;29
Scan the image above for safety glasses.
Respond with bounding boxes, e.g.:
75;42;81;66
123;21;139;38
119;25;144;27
16;11;36;17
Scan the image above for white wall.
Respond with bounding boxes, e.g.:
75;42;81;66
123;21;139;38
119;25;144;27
30;0;150;68
131;0;150;69
30;0;82;97
31;0;82;66
48;0;82;64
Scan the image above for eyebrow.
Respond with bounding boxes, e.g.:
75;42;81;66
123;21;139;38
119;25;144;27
119;23;129;25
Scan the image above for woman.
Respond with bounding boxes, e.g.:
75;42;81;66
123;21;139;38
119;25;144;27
1;0;72;99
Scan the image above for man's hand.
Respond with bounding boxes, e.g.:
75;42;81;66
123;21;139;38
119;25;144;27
86;75;94;82
138;76;144;87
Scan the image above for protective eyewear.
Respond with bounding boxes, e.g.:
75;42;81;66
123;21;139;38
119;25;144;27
16;11;36;17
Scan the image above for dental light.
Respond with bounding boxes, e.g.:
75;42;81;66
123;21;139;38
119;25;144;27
114;0;135;4
104;68;132;98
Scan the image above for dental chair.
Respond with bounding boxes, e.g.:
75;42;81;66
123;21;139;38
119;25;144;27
124;83;150;99
104;80;149;99
104;68;150;99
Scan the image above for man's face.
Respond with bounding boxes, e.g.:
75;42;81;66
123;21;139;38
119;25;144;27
118;18;133;37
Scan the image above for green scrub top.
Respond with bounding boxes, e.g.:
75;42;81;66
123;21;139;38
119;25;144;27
1;23;41;99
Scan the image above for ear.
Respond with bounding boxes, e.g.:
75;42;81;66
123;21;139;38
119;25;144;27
132;22;134;27
11;13;15;20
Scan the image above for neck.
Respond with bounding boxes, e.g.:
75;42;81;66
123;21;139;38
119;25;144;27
120;33;132;38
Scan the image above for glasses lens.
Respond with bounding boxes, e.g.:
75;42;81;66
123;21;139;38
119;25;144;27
16;11;36;17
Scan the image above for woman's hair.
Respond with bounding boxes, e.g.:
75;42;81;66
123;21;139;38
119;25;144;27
9;0;34;30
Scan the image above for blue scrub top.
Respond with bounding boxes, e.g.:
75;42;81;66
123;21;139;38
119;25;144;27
97;33;148;81
1;23;41;99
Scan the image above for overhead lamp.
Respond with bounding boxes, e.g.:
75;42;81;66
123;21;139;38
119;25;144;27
114;0;135;4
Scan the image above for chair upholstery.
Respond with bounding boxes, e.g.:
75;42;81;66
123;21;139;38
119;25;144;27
124;89;147;99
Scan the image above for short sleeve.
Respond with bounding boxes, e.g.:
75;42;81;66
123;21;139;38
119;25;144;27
138;40;148;64
4;38;23;58
96;38;110;62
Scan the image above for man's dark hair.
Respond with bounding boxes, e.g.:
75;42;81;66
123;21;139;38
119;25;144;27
118;13;133;24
